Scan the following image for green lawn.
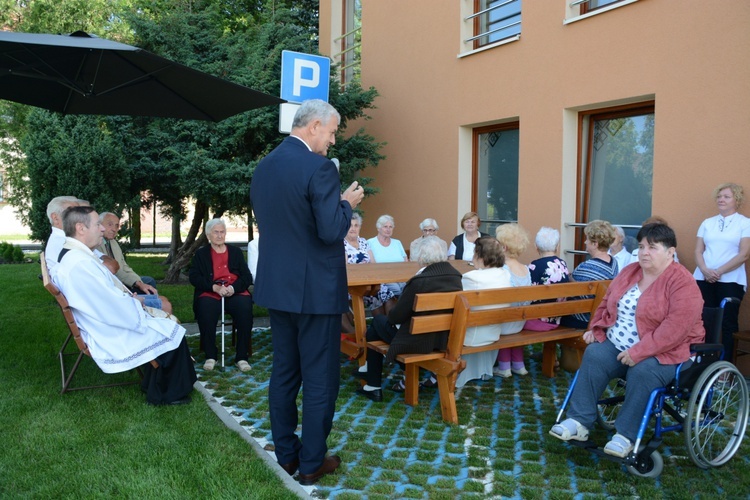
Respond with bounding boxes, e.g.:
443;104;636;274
0;256;291;498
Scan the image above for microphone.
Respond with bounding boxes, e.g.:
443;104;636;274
331;158;340;172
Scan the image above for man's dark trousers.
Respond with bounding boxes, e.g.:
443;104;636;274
268;310;341;474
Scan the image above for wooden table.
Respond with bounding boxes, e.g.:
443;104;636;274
341;260;474;362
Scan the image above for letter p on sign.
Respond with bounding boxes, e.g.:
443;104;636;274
280;50;330;104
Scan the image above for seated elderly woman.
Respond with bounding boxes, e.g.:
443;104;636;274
455;237;512;387
409;218;448;262
368;214;408;300
549;223;704;458
189;218;254;373
355;236;463;400
527;226;571;331
343;213;395;329
560;219;618;330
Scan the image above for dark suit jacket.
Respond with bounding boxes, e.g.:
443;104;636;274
250;136;353;314
189;244;252;311
385;261;463;363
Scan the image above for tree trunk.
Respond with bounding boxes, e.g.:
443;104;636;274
162;200;208;283
130;206;142;248
164;212;183;265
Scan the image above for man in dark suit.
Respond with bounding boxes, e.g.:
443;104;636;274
250;99;364;485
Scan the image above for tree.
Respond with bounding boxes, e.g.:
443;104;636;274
21;111;133;242
118;0;384;283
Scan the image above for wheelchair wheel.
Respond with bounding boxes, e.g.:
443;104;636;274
684;361;749;468
597;378;626;431
627;449;664;478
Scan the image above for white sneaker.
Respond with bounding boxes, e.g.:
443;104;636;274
236;360;251;372
493;367;512;378
511;367;528;376
549;418;589;442
203;359;216;371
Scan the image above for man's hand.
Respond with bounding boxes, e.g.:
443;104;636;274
617;349;636;367
341;181;365;209
135;280;157;295
101;255;120;274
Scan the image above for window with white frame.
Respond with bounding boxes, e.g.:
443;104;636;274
467;0;522;49
576;0;626;14
473;123;519;234
576;103;655;249
334;0;361;86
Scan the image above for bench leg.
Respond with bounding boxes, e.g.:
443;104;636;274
404;364;419;406
541;342;557;378
436;373;459;425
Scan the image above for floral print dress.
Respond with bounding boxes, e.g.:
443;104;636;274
344;237;395;309
528;255;571;325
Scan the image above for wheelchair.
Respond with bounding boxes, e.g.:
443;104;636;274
553;298;749;477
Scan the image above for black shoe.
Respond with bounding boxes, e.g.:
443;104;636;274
168;395;192;406
356;387;383;402
390;380;405;392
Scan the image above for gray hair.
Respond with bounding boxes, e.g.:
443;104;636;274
535;227;560;253
62;206;96;237
292;99;341;129
76;199;91;207
351;212;363;225
419;218;439;231
375;214;395;231
205;218;226;235
416;235;448;266
46;196;79;223
99;211;119;224
614;225;625;239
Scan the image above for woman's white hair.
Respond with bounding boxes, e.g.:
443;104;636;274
205;218;226;236
375;214;395;230
351;212;363;225
419;218;439;231
416;235;447;266
535;227;560;252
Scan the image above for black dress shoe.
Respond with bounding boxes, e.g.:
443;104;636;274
279;458;299;476
298;455;342;486
168;395;192;406
356;387;383;402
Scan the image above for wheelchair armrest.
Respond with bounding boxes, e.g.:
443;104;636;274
690;343;723;354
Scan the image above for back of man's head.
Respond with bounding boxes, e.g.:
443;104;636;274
63;206;96;237
46;196;79;225
291;99;341;130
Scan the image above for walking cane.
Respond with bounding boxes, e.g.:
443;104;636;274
214;280;228;372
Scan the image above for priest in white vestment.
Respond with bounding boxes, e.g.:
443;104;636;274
53;205;196;405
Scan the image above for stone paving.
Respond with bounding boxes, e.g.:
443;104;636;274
190;326;750;499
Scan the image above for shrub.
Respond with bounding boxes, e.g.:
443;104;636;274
12;246;24;263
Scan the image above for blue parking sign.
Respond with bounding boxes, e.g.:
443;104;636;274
280;50;330;104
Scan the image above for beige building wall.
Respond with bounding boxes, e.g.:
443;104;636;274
321;0;750;328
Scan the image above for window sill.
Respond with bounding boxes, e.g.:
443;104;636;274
563;0;640;25
457;35;520;59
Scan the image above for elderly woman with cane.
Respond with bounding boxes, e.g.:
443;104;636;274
190;218;254;372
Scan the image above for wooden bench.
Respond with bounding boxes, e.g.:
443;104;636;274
41;252;158;394
368;280;610;424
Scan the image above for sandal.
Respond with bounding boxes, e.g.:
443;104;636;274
419;376;438;388
390;379;406;392
603;433;634;458
549;418;589;442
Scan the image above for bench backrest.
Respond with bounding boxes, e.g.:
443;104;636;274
40;252;91;357
410;280;611;359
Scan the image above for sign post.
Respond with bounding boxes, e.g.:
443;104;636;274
279;50;331;133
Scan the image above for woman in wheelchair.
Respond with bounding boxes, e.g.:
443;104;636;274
549;223;705;458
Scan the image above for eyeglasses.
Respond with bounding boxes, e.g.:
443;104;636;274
422;228;436;233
